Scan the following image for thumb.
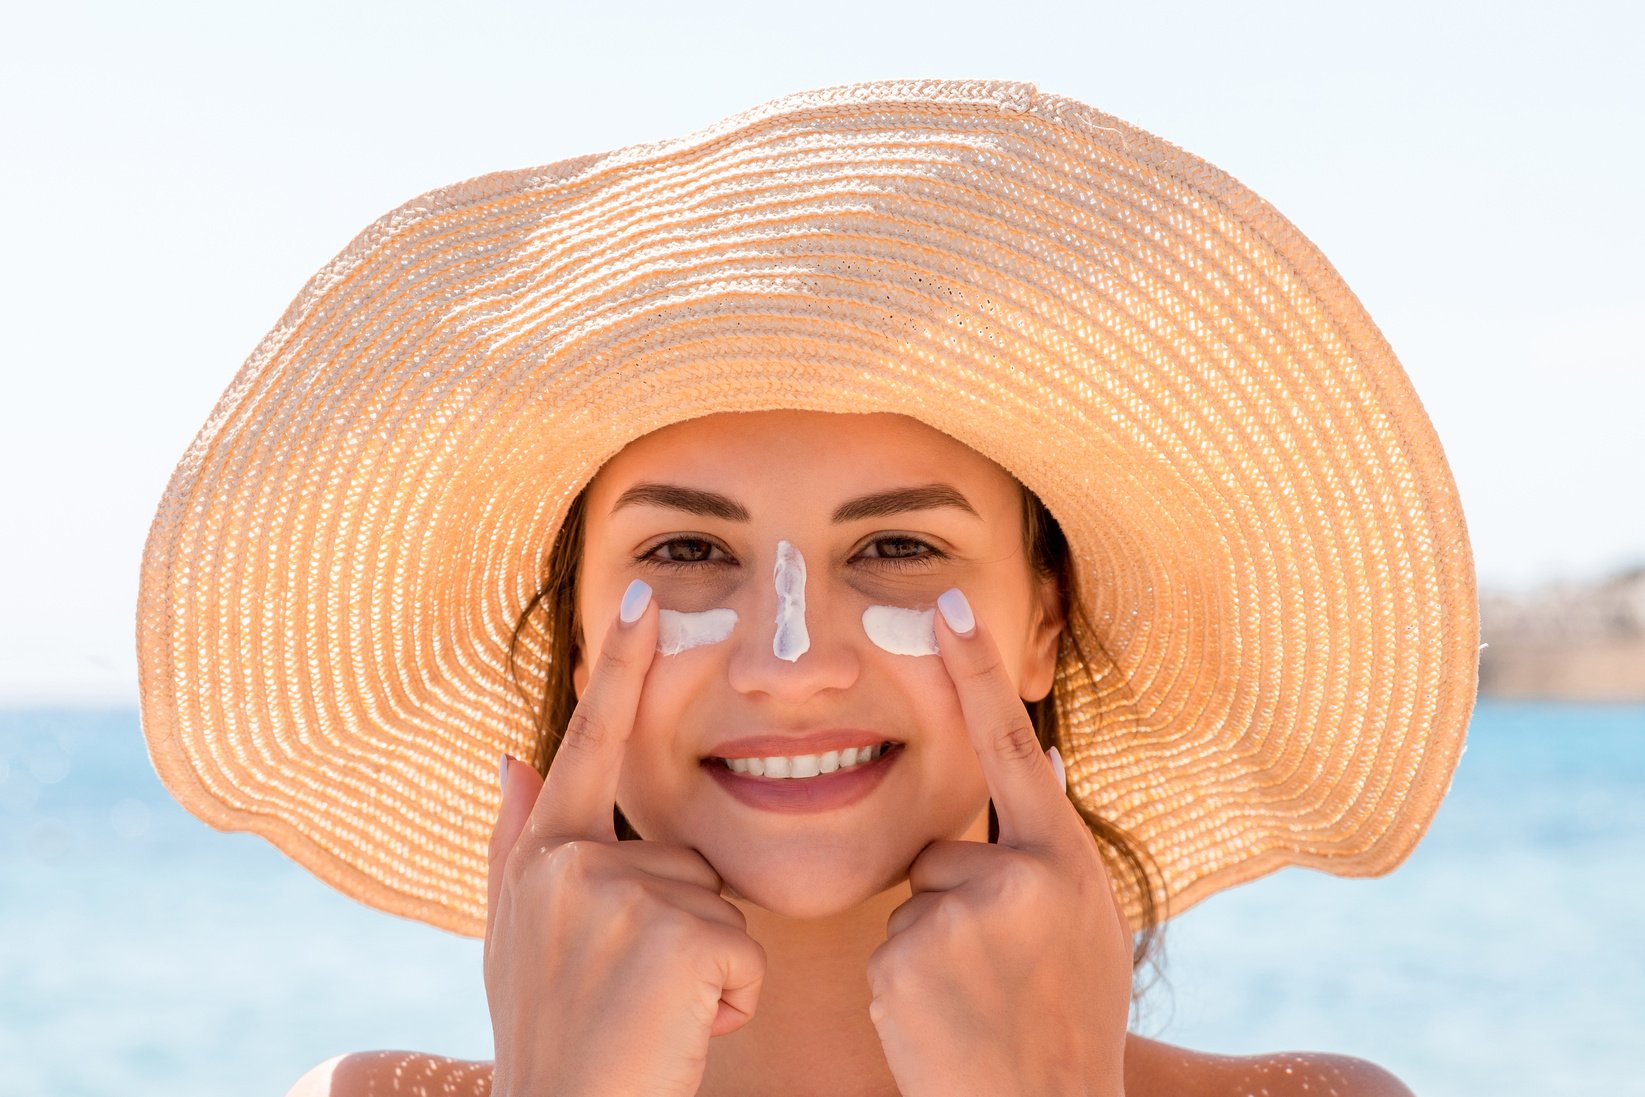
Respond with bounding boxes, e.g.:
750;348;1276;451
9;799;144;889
487;754;545;939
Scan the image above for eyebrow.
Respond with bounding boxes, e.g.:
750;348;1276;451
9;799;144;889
611;484;750;522
609;482;979;523
829;484;979;523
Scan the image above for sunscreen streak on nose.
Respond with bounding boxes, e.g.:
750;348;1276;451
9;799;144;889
772;540;810;661
862;605;939;656
657;608;738;655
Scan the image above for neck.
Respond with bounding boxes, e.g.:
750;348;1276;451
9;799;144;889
697;883;908;1097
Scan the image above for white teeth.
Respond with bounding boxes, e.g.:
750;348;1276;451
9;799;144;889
719;743;889;779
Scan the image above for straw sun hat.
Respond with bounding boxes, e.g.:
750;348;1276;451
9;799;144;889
137;78;1478;937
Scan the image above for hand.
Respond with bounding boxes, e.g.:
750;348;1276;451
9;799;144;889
866;588;1133;1097
484;579;767;1097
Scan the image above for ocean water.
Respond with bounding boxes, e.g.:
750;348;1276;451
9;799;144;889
1;702;1641;1096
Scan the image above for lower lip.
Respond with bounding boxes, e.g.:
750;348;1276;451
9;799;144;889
703;746;900;814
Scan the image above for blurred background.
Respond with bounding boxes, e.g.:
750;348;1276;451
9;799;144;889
2;1;1640;1094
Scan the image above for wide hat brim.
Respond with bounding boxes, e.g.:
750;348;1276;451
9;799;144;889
137;78;1478;936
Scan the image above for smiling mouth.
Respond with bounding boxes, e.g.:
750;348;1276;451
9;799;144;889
707;742;901;779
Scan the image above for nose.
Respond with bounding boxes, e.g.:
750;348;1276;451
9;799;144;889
725;546;860;703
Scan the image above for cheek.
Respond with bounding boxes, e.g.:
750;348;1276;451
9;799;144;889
609;657;714;838
861;604;938;656
871;650;989;788
922;713;994;843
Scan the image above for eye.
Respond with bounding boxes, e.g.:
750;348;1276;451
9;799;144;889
854;535;947;569
637;536;735;572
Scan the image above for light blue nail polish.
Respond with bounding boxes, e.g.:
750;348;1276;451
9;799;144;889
620;579;653;625
499;752;510;792
937;587;975;636
1047;745;1067;790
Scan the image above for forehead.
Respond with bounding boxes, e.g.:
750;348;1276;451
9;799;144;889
586;411;1022;510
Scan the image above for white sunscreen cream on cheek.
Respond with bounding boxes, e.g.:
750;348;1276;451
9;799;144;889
772;540;810;661
861;605;939;656
656;608;738;655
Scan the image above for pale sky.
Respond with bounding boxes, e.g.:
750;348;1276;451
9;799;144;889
2;0;1640;703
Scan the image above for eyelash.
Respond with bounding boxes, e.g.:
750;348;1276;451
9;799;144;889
636;535;948;573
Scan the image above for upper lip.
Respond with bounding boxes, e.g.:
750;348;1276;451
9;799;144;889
704;730;899;760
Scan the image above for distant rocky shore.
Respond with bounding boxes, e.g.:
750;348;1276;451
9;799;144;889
1479;566;1645;702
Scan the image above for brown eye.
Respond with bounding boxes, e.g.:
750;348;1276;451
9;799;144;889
661;538;715;562
872;537;927;558
637;536;733;572
856;536;946;569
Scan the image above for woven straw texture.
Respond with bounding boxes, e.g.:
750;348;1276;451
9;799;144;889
137;78;1478;937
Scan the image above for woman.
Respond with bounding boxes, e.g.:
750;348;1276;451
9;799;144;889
138;79;1476;1095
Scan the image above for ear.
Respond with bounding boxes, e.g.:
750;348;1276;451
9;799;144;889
571;636;590;700
1017;573;1064;703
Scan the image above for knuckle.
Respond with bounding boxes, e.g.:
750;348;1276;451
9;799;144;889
990;853;1047;908
867;937;923;1001
865;942;902;993
988;714;1043;765
537;838;602;887
685;990;721;1031
962;648;1007;685
595;642;638;675
601;870;651;912
924;894;990;955
486;826;512;863
651;906;704;952
924;895;968;938
500;847;532;891
559;709;612;755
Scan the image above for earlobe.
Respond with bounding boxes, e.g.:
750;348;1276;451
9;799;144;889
571;643;589;699
1018;578;1064;703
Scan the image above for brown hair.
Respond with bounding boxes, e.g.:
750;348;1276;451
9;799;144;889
509;482;1165;986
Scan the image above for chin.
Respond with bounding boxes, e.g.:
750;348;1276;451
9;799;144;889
718;854;910;921
692;813;983;922
621;793;992;922
625;813;923;921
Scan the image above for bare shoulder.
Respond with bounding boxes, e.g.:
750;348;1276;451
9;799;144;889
1125;1033;1415;1097
284;1051;494;1097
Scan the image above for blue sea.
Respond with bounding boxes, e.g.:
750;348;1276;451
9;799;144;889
2;702;1641;1096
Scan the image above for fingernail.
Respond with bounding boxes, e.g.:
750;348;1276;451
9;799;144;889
1047;745;1066;790
620;579;653;625
936;588;975;636
499;752;512;792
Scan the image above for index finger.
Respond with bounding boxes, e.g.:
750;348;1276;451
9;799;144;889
527;578;659;842
934;586;1077;850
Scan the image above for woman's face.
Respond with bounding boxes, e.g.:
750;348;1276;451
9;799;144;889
574;411;1062;919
